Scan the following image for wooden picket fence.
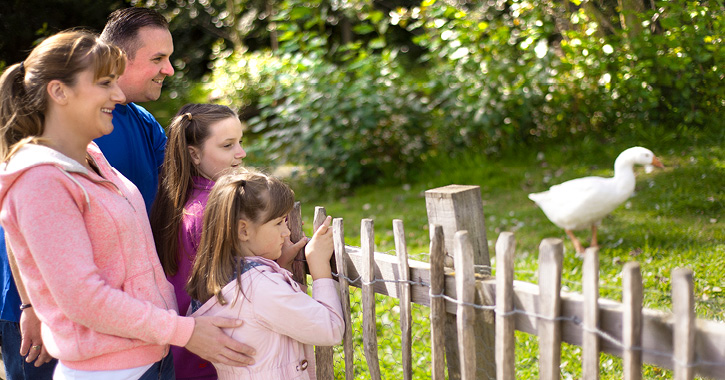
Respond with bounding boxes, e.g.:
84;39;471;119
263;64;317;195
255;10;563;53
291;185;725;380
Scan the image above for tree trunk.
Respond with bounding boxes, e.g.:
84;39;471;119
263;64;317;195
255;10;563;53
618;0;645;39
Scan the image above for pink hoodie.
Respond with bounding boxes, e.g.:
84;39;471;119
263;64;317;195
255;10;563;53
0;143;195;371
190;256;344;380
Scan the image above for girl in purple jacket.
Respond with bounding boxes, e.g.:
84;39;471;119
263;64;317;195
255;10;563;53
151;103;245;380
186;170;344;380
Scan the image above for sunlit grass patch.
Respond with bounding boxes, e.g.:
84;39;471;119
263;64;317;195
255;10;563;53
295;139;723;378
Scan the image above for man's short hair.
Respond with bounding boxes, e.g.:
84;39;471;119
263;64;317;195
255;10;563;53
100;7;169;59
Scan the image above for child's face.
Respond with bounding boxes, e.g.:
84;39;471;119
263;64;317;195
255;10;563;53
238;215;290;260
189;116;246;180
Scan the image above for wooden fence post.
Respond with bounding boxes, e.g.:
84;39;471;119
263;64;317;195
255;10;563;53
313;207;335;380
623;262;643;380
425;185;495;379
495;232;516;380
333;218;354;380
582;247;600;380
289;202;307;285
429;224;447;380
454;231;477;380
393;220;413;380
361;219;382;380
672;268;695;380
425;185;490;267
538;238;563;380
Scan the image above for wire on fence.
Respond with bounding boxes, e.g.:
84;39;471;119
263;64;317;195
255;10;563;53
326;256;725;372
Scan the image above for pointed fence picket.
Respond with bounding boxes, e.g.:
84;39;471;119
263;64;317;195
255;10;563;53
289;185;725;380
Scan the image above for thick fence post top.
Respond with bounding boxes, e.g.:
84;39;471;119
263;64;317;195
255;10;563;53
424;183;489;269
425;184;481;196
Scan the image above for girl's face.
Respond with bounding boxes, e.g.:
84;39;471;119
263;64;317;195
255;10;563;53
60;68;125;140
189;116;246;180
238;215;290;260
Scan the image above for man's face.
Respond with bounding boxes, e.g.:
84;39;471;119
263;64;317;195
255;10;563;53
117;26;174;104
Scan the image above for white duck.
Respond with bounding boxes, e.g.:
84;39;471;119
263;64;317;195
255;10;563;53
528;147;663;254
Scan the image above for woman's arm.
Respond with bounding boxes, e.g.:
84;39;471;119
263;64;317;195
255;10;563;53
5;239;54;366
5;167;256;367
5;169;193;347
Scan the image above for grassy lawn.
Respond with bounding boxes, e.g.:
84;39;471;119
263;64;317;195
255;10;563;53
291;137;724;379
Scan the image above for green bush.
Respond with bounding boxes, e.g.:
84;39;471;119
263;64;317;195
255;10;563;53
206;0;723;190
209;47;435;191
541;0;724;140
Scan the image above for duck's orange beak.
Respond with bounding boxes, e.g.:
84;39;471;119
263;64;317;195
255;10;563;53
651;156;664;168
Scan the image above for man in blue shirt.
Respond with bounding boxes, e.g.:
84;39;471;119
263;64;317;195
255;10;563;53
96;7;174;213
0;8;171;378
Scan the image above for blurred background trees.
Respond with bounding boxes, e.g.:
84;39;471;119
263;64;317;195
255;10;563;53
2;0;723;191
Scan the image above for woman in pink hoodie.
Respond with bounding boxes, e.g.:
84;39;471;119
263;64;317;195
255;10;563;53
0;30;254;380
186;171;344;380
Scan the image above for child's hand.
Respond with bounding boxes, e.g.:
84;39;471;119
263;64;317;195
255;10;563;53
277;235;308;271
305;215;333;280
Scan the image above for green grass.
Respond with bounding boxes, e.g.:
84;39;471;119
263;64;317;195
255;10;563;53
292;137;724;379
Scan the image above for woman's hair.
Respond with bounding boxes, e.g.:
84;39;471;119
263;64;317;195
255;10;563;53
100;7;169;59
0;30;126;162
186;169;295;305
150;103;238;276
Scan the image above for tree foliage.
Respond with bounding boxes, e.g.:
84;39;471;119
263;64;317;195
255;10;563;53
6;1;720;191
0;0;132;68
204;0;723;190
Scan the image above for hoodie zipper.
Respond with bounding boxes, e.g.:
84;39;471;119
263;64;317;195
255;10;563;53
61;164;173;353
88;166;173;357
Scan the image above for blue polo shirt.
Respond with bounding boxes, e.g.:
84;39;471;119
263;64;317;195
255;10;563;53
0;230;21;322
94;102;167;214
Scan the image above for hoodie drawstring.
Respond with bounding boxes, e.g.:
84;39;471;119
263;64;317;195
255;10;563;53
58;168;91;211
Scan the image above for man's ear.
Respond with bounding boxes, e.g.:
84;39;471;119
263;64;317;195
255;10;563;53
46;80;68;105
237;219;250;242
188;145;201;166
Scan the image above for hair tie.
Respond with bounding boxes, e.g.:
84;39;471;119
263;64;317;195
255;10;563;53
240;179;246;187
18;61;25;75
184;112;193;121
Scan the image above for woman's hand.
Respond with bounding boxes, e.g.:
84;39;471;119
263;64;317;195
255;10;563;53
19;307;54;366
185;316;256;367
305;216;333;280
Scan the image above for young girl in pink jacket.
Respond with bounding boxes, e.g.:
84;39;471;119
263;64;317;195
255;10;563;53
186;170;344;380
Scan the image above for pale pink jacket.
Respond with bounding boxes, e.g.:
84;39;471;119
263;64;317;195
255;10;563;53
190;256;344;380
0;143;195;371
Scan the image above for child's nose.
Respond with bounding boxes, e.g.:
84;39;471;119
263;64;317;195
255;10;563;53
236;145;246;159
